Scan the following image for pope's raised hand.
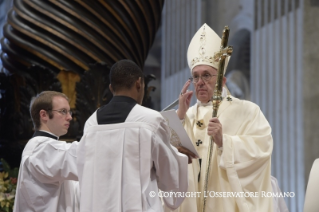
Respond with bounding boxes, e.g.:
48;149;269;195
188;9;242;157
177;80;193;120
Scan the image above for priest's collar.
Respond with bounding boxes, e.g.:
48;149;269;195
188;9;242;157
197;100;212;107
197;87;228;107
110;96;137;104
32;130;59;140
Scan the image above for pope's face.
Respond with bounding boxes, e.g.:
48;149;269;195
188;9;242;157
192;65;225;103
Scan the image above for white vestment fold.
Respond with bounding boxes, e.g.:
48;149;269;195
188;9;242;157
166;96;273;212
13;136;79;212
78;104;188;212
271;176;289;212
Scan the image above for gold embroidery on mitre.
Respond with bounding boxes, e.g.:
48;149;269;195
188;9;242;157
191;57;200;66
199;26;206;58
202;56;215;63
190;25;219;67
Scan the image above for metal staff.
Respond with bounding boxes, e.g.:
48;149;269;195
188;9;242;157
202;26;233;212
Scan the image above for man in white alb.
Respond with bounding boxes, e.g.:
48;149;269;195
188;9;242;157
14;91;79;212
77;59;191;212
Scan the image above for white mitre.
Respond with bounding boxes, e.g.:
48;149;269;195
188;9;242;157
187;23;230;73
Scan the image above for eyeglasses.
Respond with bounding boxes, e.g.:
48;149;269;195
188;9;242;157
189;74;217;83
50;109;72;116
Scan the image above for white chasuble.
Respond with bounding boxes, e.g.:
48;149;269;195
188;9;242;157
166;96;273;212
78;104;188;212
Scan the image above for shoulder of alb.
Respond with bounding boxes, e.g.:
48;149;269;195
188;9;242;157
133;104;165;125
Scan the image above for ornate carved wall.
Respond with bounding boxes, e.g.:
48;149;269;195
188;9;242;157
0;0;164;167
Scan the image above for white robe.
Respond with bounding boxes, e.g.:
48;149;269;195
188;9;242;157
77;104;188;212
271;176;289;212
167;96;273;212
14;135;79;212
